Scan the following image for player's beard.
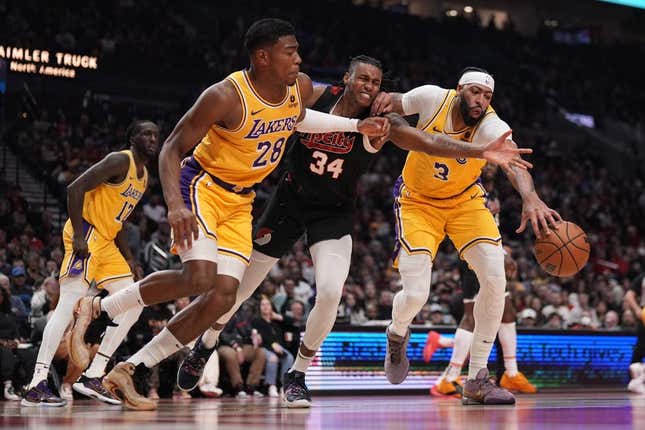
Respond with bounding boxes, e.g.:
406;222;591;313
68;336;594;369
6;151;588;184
460;97;484;126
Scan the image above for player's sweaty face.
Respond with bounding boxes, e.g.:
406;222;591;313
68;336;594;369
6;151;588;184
346;63;382;108
133;122;160;158
268;35;301;86
459;84;492;125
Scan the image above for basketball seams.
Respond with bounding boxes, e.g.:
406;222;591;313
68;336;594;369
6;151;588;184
535;223;589;276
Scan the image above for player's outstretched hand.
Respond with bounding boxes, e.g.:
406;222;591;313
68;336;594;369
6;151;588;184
370;92;393;116
482;130;533;171
516;194;563;239
357;116;390;138
168;205;199;250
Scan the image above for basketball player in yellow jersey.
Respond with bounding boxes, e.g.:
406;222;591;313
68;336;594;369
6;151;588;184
379;67;562;405
67;18;388;410
21;120;159;408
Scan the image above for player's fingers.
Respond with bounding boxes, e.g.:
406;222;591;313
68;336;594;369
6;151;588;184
545;212;559;228
538;212;551;237
371;98;383;116
184;218;193;249
192;216;200;240
514;158;533;169
517;148;533;155
529;213;542;239
173;223;185;250
551;210;563;223
516;216;527;234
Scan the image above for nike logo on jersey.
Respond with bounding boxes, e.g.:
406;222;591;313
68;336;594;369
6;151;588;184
251;108;266;115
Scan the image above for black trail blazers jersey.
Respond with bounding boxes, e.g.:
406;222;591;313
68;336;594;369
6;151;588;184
287;86;378;209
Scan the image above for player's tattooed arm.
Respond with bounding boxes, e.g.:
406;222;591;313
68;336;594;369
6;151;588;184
382;113;531;167
500;154;562;238
66;151;131;257
160;79;240;249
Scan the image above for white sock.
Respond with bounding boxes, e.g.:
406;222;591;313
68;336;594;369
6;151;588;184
128;328;184;368
101;281;143;319
30;280;86;388
86;279;143;378
439;336;454;348
201;327;222;349
391;252;432;337
444;328;473;381
498;322;518;376
463;244;506;380
201;250;278;349
290;349;315;373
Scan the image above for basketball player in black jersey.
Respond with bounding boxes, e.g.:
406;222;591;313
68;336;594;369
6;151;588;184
175;56;532;408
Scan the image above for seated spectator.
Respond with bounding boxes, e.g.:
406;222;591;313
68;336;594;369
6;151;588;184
622;309;638;329
253;295;294;397
0;273;29;338
9;266;33;314
543;312;564;329
0;287;36;401
337;292;367;326
603;310;621;330
218;308;265;398
518;308;538;328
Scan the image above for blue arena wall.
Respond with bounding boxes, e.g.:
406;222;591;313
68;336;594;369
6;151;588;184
307;327;636;391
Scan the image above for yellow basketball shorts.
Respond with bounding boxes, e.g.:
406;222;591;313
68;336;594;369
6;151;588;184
176;157;254;264
59;219;131;288
392;176;501;265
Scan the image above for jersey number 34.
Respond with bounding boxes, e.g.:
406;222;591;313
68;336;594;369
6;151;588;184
310;150;344;179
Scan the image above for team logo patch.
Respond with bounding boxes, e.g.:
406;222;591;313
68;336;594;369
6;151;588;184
254;227;273;246
69;257;84;276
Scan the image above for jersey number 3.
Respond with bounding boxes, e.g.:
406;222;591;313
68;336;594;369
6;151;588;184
310;151;344;179
433;162;450;181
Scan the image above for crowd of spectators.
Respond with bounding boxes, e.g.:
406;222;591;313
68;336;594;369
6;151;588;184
1;0;644;401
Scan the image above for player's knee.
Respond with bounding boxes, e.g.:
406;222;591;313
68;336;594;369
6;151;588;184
398;252;432;278
315;284;343;307
465;244;506;294
267;352;279;364
184;266;217;294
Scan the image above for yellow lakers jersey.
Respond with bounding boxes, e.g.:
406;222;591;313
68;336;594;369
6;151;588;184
193;70;301;188
402;90;495;199
82;150;148;240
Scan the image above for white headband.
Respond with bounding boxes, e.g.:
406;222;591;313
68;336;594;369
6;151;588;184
458;71;495;92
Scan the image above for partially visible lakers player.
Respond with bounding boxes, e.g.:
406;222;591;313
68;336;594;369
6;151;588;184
381;67;561;405
67;18;388;410
21;120;159;407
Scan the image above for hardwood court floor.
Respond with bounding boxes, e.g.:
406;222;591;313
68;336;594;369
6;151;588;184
3;390;645;430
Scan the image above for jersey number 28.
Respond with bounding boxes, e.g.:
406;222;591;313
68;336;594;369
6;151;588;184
310;151;344;179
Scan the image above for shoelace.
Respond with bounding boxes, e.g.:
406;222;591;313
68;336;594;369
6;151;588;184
184;353;206;375
388;338;402;364
287;378;309;399
88;379;114;397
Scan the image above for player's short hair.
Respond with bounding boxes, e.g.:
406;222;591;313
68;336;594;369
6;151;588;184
244;18;296;55
460;66;492;77
348;55;383;74
125;120;149;146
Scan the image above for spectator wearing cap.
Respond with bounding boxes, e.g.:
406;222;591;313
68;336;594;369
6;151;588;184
428;303;449;326
518;308;538;328
10;266;33;311
0;274;28;337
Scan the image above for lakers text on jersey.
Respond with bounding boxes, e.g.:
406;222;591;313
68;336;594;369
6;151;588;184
179;70;302;263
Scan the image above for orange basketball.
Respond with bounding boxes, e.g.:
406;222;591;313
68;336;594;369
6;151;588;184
534;221;590;277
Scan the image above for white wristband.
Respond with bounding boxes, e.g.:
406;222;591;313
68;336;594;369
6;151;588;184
296;108;359;133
